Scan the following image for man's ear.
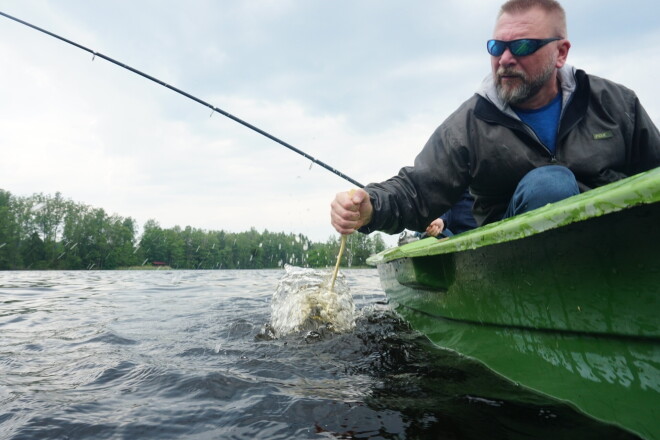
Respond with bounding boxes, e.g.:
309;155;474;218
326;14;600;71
556;39;571;68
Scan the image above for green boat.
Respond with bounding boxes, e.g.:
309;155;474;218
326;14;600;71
367;167;660;439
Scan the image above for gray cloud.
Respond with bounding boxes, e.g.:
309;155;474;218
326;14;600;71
1;0;658;246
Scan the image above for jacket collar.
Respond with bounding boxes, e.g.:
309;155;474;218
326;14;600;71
474;65;589;139
477;64;578;119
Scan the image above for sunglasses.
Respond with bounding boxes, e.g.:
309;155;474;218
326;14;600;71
487;38;561;57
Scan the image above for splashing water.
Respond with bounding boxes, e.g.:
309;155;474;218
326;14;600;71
269;265;356;338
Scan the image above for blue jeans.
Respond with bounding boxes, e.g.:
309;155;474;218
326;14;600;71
503;166;580;219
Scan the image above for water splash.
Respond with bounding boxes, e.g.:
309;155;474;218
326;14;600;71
268;265;356;338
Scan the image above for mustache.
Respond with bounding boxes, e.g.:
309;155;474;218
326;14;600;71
497;68;526;79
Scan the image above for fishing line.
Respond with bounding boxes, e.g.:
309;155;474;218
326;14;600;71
0;10;365;188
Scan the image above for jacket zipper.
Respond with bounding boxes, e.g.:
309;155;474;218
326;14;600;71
520;123;557;162
520;88;576;164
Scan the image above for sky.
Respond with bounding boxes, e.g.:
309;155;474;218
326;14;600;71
1;1;659;247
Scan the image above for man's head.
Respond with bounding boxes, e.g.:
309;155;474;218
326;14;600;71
491;0;571;108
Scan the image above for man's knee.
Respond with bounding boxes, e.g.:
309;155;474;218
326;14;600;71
522;166;579;203
505;166;579;217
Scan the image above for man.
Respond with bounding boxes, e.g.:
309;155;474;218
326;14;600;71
398;191;476;245
414;191;476;241
330;0;660;236
426;190;477;237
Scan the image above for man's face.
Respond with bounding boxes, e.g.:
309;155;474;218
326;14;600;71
491;8;564;107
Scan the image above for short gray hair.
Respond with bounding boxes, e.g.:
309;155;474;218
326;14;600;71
498;0;567;38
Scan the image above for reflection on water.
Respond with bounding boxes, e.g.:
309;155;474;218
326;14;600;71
508;329;660;392
0;270;641;439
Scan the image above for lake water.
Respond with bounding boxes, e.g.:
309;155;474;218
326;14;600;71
0;269;639;439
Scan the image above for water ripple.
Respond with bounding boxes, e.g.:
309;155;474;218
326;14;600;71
0;270;641;440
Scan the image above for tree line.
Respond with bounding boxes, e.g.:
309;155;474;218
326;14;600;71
0;189;387;270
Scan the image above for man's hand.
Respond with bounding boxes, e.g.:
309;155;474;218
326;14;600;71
425;218;446;237
330;189;373;234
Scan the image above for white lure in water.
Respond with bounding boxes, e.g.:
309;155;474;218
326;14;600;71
270;265;356;337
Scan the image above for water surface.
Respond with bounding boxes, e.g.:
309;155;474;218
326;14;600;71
0;269;639;439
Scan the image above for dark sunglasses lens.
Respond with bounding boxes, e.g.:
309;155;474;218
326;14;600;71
487;40;505;56
510;39;538;56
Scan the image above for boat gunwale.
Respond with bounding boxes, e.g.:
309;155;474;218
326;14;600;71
367;167;660;265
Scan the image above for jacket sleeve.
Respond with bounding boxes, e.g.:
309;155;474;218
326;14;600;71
630;97;660;174
358;123;473;235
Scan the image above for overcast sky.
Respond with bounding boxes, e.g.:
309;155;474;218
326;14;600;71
1;1;659;246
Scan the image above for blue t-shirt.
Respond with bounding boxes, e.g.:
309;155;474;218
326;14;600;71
513;93;562;154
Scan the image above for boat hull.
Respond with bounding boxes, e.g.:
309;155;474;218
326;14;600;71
371;169;660;439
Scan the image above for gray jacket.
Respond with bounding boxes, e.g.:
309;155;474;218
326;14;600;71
360;65;660;234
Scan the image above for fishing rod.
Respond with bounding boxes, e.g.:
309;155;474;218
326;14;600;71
0;10;365;189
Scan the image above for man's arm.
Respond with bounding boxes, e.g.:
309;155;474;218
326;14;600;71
330;101;476;236
631;97;660;173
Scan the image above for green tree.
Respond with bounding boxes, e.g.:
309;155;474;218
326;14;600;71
163;226;186;268
0;188;391;270
31;192;67;263
104;216;139;269
0;190;20;269
60;201;88;269
21;232;46;269
140;219;167;266
371;233;387;254
80;207;111;269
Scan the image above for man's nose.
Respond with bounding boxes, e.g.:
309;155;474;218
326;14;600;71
498;48;517;66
